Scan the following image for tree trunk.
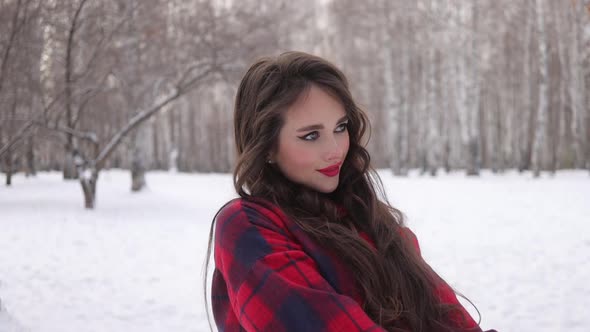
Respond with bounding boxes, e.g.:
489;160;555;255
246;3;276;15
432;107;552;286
4;153;12;186
426;45;439;176
466;1;481;176
532;0;549;178
130;128;147;192
131;160;146;192
168;148;178;172
151;117;161;169
519;0;534;172
63;0;87;181
398;11;410;176
25;136;36;177
188;98;197;171
419;55;428;175
454;49;470;174
569;1;588;170
168;106;178;172
553;1;568;169
381;24;400;175
441;50;453;174
127;2;148;191
79;166;98;209
583;6;590;174
63;147;78;179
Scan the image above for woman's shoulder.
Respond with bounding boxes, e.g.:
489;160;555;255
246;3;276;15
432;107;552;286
215;196;289;231
398;226;421;255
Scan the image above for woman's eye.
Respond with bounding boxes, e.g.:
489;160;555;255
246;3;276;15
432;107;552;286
300;131;319;141
335;123;348;133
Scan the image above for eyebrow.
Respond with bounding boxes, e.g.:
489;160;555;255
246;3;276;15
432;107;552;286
296;116;348;132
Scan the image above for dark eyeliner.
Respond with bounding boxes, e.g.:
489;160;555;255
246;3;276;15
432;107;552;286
298;131;319;141
335;122;349;132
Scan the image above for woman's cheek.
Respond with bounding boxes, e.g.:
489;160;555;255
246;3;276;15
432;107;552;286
291;144;317;165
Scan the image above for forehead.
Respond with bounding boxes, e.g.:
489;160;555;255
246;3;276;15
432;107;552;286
282;85;346;128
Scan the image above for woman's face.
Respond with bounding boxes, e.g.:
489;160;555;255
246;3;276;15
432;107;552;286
272;85;350;194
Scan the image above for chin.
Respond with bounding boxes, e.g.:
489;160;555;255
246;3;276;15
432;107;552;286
315;182;339;194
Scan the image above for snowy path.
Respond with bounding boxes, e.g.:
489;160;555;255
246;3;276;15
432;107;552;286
0;170;588;332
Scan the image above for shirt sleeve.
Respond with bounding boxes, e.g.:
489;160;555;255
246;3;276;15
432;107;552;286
214;200;386;332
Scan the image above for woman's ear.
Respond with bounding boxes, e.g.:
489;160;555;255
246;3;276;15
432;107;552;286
267;148;277;164
267;153;276;164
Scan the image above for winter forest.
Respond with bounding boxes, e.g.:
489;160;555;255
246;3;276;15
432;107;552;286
0;0;589;208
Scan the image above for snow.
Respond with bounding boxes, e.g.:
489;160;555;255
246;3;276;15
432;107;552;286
81;168;93;181
0;169;588;332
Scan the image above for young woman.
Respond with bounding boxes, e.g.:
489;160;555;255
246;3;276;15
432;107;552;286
205;51;496;332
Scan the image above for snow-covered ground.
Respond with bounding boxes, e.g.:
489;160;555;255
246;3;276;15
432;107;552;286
0;169;588;332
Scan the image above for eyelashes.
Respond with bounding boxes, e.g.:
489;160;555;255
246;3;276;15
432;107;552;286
300;132;318;141
298;122;348;142
335;122;348;133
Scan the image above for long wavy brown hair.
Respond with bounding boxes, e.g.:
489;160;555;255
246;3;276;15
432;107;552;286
205;51;477;331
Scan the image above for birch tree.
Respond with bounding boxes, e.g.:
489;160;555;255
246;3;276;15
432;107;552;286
379;0;402;175
531;0;549;177
425;0;440;176
569;0;589;170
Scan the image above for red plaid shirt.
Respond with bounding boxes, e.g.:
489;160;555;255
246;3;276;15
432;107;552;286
212;198;486;332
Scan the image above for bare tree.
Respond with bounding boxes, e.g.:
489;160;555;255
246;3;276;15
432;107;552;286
569;0;589;170
3;0;589;189
75;62;215;208
0;0;42;185
531;0;549;177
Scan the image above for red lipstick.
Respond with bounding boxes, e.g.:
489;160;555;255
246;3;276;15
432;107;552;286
317;162;342;177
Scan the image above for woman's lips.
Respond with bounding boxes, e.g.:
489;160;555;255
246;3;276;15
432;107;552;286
317;162;342;177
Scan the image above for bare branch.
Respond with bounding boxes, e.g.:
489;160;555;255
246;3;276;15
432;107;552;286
95;65;214;170
72;72;111;127
0;0;23;95
33;120;98;145
64;0;89;132
0;119;34;158
95;88;179;169
0;87;67;158
176;62;217;94
176;59;213;88
73;2;141;83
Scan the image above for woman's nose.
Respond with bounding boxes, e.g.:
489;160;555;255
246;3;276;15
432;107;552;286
324;136;344;161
